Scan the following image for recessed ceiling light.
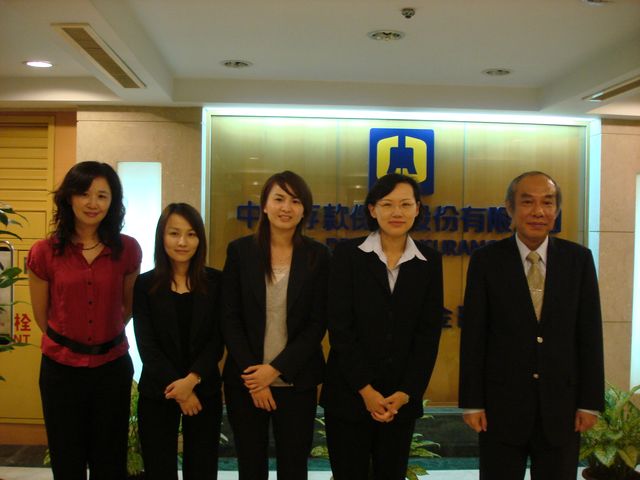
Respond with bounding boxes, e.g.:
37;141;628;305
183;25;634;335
367;30;405;41
581;0;609;6
24;60;53;68
482;68;512;76
221;60;253;69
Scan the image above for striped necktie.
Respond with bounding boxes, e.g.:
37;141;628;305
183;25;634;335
527;251;544;321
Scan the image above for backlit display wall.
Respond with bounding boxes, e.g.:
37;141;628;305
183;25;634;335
207;114;587;405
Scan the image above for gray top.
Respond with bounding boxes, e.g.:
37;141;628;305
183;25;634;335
263;265;291;387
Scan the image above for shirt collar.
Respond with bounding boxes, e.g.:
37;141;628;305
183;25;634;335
358;230;427;268
515;234;548;267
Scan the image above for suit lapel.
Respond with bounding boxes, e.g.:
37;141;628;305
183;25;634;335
247;244;266;308
189;290;209;355
393;256;427;301
287;242;307;313
504;236;539;324
540;236;559;325
363;250;391;295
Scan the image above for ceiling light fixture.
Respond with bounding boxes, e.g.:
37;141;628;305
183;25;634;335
581;0;609;6
24;60;53;68
401;8;415;19
367;30;405;41
221;60;253;68
583;75;640;102
482;68;511;76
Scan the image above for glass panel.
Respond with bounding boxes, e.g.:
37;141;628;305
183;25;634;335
207;115;587;405
631;175;640;387
118;161;162;381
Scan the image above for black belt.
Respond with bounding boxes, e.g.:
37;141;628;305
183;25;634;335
46;326;125;355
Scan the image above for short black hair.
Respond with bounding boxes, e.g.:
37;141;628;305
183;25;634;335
505;171;562;212
364;173;422;231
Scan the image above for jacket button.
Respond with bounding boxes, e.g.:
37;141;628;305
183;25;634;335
536;336;543;344
532;373;540;379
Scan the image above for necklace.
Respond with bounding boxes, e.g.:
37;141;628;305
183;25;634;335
81;241;102;251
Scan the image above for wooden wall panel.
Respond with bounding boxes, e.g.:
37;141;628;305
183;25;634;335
0;116;54;427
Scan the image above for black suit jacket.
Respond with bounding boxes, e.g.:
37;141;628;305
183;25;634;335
320;237;444;422
221;235;330;391
459;235;604;446
132;267;223;399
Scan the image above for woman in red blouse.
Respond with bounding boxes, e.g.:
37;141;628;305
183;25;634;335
28;161;141;480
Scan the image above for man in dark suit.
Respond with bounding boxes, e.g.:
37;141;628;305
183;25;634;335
459;171;604;480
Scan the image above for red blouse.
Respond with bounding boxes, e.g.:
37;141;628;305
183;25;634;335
27;234;142;367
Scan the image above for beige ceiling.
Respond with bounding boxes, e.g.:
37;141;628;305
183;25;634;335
1;0;639;117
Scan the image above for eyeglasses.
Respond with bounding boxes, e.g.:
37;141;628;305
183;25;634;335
375;201;417;213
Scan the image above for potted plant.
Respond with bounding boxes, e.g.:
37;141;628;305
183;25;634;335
127;381;145;479
580;384;640;480
0;203;28;380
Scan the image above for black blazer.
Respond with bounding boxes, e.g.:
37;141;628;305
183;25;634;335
221;235;330;391
132;267;223;399
320;236;444;422
459;235;604;446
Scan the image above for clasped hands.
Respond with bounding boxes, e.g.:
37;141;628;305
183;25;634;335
241;363;281;412
165;373;202;416
359;385;409;423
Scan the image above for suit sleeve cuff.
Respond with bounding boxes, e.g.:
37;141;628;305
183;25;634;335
463;408;485;414
578;408;600;416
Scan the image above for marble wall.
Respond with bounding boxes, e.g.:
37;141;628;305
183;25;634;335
76;107;203;210
597;120;640;390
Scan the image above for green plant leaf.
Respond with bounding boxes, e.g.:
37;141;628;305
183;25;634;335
0;206;28;222
0;230;21;240
594;445;618;467
580;445;594;461
310;445;329;458
406;464;428;480
619;446;638;469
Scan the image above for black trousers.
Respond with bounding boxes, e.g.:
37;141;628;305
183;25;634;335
325;413;416;480
138;393;222;480
39;353;133;480
479;414;580;480
224;385;317;480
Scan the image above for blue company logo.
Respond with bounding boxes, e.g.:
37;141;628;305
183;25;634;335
369;128;435;195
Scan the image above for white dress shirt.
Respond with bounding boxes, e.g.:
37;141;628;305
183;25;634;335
358;230;427;293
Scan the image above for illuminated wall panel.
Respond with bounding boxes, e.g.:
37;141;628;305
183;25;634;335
207;114;587;405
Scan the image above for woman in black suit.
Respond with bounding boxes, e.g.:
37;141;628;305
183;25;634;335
321;173;444;480
222;170;330;480
133;203;223;480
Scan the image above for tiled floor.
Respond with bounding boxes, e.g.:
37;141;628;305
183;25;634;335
0;468;468;479
0;467;588;479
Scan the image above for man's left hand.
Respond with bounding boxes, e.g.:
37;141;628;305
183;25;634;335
575;411;598;432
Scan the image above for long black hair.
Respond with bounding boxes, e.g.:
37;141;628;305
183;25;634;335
255;171;312;281
52;161;125;258
151;203;208;294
